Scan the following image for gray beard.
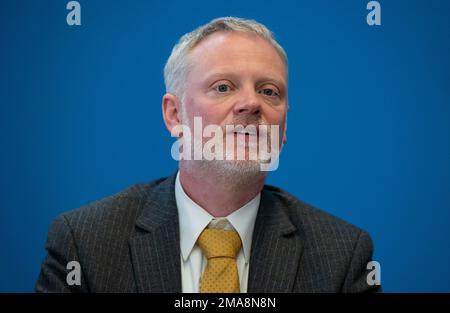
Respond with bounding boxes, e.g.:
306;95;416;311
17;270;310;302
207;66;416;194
179;103;271;184
181;158;266;188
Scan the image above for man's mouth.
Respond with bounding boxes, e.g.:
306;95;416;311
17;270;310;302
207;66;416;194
233;129;258;136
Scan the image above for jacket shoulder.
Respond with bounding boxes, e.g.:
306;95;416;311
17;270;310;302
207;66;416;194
57;177;170;239
262;185;378;292
263;184;367;241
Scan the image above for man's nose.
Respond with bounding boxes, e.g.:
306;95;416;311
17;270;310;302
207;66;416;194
233;89;261;117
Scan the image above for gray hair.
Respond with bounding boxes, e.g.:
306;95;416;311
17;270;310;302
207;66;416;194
163;17;288;99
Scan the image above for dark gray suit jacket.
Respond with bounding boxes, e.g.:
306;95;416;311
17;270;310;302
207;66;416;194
36;174;380;293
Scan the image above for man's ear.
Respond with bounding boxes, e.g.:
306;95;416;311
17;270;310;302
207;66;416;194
282;116;287;144
162;93;182;136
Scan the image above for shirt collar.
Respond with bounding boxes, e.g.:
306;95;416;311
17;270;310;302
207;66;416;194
175;171;260;264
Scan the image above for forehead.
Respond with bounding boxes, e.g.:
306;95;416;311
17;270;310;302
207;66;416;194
187;31;287;79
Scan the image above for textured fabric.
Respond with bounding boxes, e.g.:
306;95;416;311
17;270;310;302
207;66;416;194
36;172;381;293
197;228;242;293
175;171;258;292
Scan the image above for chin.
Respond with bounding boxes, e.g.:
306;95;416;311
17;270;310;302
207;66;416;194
211;159;264;176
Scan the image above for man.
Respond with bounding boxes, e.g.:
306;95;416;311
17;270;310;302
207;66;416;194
36;17;380;293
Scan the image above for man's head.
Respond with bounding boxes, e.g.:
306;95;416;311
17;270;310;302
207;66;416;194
162;17;288;177
163;17;288;99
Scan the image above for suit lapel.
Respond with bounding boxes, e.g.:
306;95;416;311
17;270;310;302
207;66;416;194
127;174;304;292
129;174;182;293
247;188;305;293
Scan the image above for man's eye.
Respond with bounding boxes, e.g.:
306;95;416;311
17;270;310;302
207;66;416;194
259;88;279;97
215;84;231;93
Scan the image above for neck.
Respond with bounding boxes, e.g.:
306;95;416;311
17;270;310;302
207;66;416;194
179;161;266;217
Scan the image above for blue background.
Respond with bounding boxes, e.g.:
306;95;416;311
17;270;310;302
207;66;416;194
1;0;449;292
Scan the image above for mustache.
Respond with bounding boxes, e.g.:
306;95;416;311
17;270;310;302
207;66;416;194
223;116;270;135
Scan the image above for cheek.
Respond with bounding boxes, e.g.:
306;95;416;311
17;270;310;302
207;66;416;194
183;96;207;122
187;100;230;126
265;110;286;126
266;112;286;139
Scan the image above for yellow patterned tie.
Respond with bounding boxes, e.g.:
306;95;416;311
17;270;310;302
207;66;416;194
197;228;242;293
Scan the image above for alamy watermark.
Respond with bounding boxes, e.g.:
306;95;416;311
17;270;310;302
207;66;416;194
66;1;81;26
366;261;381;286
66;261;81;286
66;2;381;27
64;259;381;288
170;117;282;171
367;1;381;26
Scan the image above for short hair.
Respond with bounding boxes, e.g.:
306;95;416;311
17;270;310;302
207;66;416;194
163;17;288;98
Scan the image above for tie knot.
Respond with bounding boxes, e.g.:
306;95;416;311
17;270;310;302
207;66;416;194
197;228;242;259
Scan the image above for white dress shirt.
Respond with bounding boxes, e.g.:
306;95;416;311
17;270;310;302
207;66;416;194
175;171;260;293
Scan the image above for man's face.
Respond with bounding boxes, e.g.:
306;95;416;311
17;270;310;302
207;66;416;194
180;31;288;170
